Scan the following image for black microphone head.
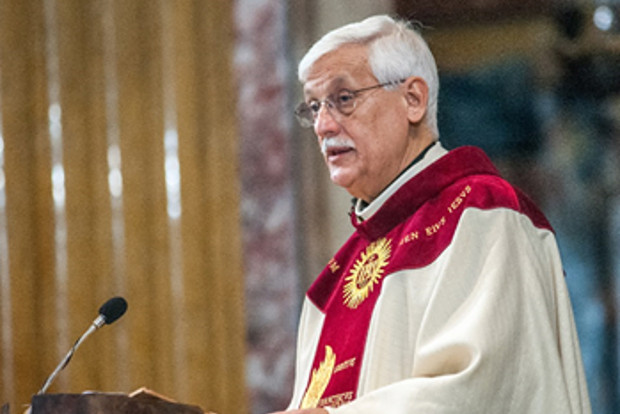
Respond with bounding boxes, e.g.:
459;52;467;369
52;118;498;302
98;296;128;325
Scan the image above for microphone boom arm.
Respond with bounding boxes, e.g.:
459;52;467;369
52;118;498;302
37;315;105;395
35;297;126;395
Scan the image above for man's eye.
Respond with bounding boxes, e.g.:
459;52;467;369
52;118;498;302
308;101;321;113
336;91;355;106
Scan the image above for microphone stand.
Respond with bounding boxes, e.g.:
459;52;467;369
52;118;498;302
37;315;106;395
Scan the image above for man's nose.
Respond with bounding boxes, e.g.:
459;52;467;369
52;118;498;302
313;103;341;137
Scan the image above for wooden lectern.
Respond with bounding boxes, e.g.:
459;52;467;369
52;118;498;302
3;388;214;414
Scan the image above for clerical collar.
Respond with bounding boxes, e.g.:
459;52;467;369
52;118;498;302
351;141;447;221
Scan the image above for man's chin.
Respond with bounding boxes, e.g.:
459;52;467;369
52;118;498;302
329;169;357;193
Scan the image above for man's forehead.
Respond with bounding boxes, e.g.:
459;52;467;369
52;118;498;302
303;75;350;96
303;45;372;88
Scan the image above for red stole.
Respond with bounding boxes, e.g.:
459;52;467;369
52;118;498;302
300;235;393;408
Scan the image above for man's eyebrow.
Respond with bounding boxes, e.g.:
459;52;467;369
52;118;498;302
303;77;348;98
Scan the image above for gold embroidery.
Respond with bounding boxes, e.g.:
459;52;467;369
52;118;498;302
399;230;419;246
333;357;356;373
343;238;392;309
328;258;340;273
447;185;472;214
319;391;354;408
425;215;446;236
300;345;337;409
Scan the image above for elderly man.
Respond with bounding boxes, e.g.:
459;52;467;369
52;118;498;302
270;15;591;414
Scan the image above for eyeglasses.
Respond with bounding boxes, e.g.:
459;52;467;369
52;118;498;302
294;79;406;128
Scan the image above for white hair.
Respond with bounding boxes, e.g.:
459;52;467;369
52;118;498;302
298;15;439;138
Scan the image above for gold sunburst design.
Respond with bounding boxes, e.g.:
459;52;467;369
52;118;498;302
343;237;392;309
300;345;336;409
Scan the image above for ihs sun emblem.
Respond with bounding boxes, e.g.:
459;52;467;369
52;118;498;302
343;237;392;309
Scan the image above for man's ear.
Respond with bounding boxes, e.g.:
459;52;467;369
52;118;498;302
404;77;429;125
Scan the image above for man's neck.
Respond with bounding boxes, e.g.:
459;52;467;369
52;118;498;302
356;140;438;209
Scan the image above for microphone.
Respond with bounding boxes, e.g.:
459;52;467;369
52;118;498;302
37;296;128;395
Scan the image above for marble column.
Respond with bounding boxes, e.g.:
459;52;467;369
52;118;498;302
234;1;300;413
